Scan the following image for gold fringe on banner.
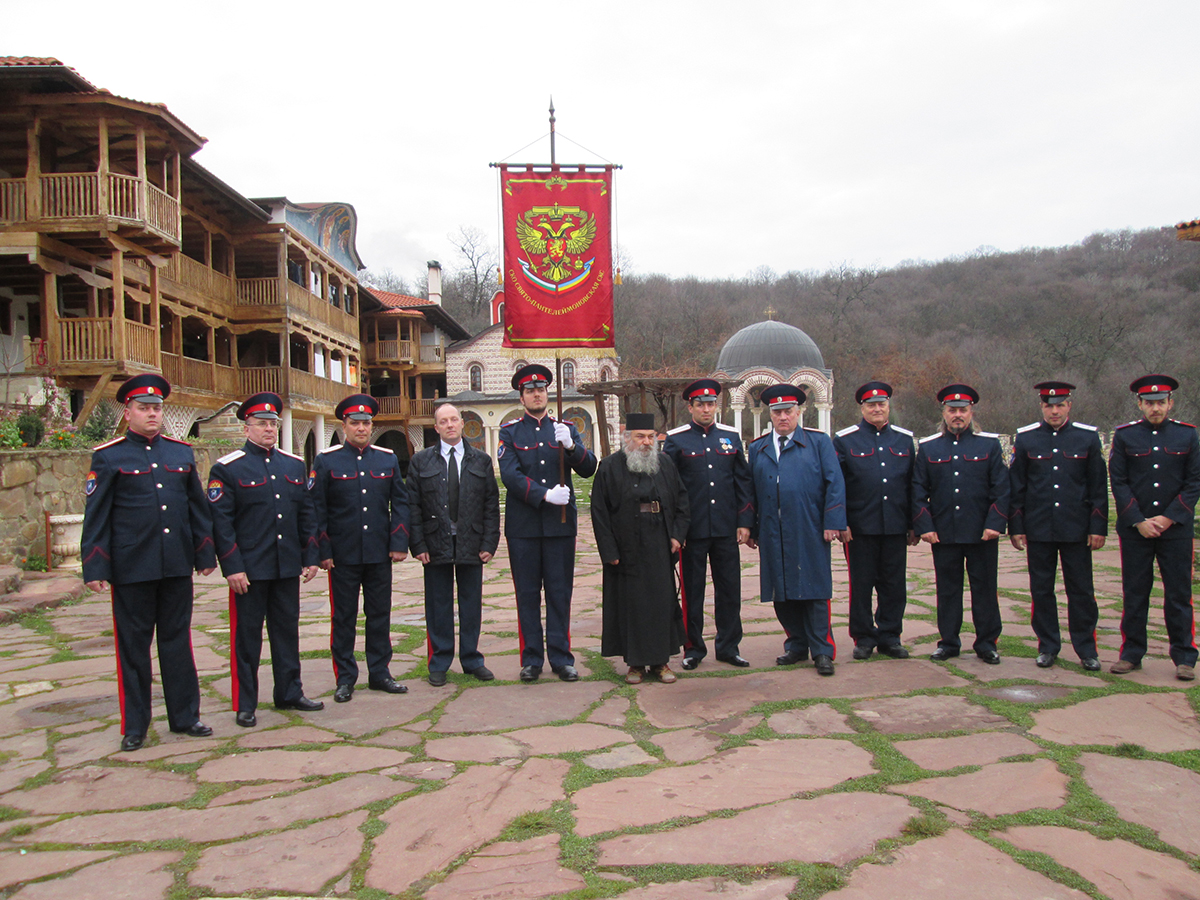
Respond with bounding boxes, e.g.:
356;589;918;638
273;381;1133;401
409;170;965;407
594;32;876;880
495;346;619;360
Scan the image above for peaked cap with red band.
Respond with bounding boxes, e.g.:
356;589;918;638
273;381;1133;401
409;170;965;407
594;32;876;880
116;374;170;405
683;378;722;402
1033;381;1075;404
511;364;553;392
1129;374;1178;401
855;381;893;404
761;383;806;409
937;383;979;407
238;392;284;421
335;394;379;421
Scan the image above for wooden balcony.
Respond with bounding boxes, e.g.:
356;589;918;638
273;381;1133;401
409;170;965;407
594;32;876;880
289;368;355;406
58;318;157;368
419;344;445;364
162;254;235;303
160;353;237;395
2;172;181;243
235;278;358;338
376;397;435;419
364;339;414;364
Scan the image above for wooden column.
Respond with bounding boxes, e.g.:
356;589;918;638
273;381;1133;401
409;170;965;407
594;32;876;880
97;118;109;219
593;390;611;457
110;249;126;361
207;325;216;392
172;153;181;239
279;328;290;400
149;263;162;371
25;118;41;220
135;125;147;219
42;271;58;367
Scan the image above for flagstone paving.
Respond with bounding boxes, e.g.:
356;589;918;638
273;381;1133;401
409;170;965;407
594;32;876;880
0;529;1197;898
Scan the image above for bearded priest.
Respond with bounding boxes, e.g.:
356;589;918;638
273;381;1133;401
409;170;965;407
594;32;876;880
592;413;691;685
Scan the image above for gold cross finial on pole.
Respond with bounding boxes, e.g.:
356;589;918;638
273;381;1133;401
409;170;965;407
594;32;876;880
764;305;777;321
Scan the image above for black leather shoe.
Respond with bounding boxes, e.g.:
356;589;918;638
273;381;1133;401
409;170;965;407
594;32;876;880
368;677;408;694
1080;657;1101;672
776;650;807;666
814;655;835;676
681;656;701;671
428;670;447;687
879;644;910;659
334;683;354;703
236;711;257;728
519;665;541;683
275;696;324;711
978;651;1001;665
930;647;957;661
172;721;213;737
852;645;873;660
1035;653;1056;668
553;665;579;682
120;733;145;752
716;654;750;668
468;666;494;681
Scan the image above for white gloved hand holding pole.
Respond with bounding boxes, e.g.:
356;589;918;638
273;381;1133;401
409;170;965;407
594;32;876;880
544;484;571;506
553;422;574;450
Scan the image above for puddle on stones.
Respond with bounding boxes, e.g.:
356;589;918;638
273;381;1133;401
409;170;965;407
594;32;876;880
980;684;1071;703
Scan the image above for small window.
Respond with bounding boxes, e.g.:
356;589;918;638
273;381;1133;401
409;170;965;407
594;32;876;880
561;361;576;390
469;365;483;393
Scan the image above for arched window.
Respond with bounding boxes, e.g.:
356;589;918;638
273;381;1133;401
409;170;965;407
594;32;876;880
600;367;611;382
469;364;483;392
561;361;576;390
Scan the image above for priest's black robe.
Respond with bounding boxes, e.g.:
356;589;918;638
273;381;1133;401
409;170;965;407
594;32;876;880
591;451;690;666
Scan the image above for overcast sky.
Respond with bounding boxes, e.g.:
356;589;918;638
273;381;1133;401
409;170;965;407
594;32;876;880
7;1;1199;282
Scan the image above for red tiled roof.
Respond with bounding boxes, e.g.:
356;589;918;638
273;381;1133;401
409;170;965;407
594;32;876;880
0;57;65;66
1177;219;1200;230
370;288;434;308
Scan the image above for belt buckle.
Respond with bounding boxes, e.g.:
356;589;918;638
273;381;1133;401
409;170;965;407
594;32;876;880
649;500;661;513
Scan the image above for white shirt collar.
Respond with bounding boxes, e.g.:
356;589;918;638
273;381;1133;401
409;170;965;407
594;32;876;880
440;439;464;458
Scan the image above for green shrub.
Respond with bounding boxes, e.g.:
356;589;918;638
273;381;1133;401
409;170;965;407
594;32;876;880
0;420;20;450
14;411;43;448
79;405;117;444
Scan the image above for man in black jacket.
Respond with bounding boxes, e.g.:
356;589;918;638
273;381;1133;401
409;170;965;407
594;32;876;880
207;392;324;727
408;404;500;686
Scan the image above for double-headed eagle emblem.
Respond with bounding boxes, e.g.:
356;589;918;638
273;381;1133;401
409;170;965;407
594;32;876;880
515;202;597;293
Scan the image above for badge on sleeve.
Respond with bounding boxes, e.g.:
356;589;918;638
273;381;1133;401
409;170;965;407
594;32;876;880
206;478;224;502
85;471;97;496
307;469;316;490
497;443;505;459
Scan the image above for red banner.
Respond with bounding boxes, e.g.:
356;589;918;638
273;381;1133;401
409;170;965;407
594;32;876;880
500;165;614;350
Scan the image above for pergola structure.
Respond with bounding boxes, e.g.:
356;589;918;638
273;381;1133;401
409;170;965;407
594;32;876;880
575;376;743;456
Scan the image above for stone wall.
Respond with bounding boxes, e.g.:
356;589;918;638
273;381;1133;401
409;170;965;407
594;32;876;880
0;447;219;566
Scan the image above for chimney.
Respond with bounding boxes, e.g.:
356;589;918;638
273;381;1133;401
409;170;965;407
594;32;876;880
427;260;442;306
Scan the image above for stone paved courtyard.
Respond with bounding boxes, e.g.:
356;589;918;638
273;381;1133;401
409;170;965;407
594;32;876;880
1;526;1199;899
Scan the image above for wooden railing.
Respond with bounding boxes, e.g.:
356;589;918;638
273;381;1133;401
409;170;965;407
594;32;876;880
289;368;355;405
285;281;358;336
125;321;157;367
59;318;114;361
214;364;237;395
41;173;98;218
145;182;179;240
237;277;279;305
376;397;435;418
365;339;414;363
0;179;25;222
239;367;281;395
108;173;139;220
419;343;445;364
165;254;235;302
162;353;239;394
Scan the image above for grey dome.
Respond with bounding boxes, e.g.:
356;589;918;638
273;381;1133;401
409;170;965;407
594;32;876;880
716;320;825;375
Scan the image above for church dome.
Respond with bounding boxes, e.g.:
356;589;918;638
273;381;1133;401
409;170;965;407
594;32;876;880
716;320;825;375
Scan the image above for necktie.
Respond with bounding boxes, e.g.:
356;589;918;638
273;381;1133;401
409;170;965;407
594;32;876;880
778;435;788;457
447;446;459;522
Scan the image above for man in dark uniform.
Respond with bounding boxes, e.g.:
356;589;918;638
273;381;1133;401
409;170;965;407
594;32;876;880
81;374;216;752
311;394;410;702
747;384;847;676
498;364;597;682
408;403;500;686
833;381;917;660
207;392;324;727
663;379;754;670
1009;381;1107;671
1109;375;1200;681
912;384;1009;664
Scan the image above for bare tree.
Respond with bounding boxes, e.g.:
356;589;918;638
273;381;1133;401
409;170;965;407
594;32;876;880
443;226;499;326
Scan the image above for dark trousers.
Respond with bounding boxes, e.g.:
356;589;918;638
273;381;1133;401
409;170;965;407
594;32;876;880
329;561;394;685
1026;540;1098;659
1118;535;1197;667
679;535;743;660
424;556;484;674
931;541;1002;655
508;535;576;669
230;577;303;713
773;599;836;659
111;576;200;737
845;533;908;649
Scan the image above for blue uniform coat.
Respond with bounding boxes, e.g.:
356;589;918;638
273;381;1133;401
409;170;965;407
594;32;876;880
1010;420;1108;542
833;420;914;535
663;420;754;539
311;443;409;564
1110;418;1200;538
498;413;597;537
749;428;847;601
912;430;1009;542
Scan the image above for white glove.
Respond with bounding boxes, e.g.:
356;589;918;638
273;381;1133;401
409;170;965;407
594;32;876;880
553;422;574;449
544;484;571;506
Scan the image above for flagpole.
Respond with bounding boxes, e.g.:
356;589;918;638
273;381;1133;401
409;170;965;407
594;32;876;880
556;354;566;523
549;96;556;167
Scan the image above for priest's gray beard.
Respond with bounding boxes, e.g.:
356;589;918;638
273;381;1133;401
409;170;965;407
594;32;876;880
624;443;661;475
